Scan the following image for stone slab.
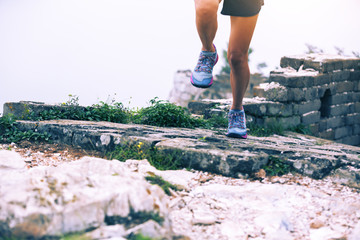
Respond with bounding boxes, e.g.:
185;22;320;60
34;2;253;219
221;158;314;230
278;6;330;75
14;119;360;181
301;111;321;125
262;116;301;129
280;54;360;73
324;116;346;129
335;81;354;94
293;100;321;115
330;70;351;82
269;73;316;88
349;70;360;81
334;126;353;140
339;135;360;146
329;103;352;117
331;93;352;105
3;101;89;120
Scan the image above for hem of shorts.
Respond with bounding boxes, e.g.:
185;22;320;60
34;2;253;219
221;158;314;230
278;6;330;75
220;8;261;17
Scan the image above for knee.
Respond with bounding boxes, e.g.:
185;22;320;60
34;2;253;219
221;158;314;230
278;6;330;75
227;51;248;69
195;0;219;18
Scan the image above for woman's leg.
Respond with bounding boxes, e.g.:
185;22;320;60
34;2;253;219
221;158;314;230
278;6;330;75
194;0;222;52
191;0;222;88
228;14;259;110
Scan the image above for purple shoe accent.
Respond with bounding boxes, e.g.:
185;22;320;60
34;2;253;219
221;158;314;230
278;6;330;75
190;75;214;88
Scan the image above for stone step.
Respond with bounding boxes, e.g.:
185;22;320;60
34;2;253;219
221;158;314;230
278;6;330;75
15;119;360;183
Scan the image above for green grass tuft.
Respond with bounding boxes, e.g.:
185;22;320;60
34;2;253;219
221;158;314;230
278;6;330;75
60;232;91;240
247;122;284;137
0;114;51;143
128;233;158;240
132;97;202;128
107;140;183;171
145;175;179;196
263;156;292;176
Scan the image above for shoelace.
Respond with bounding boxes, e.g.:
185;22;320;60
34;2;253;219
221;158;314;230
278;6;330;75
194;54;216;73
228;112;246;129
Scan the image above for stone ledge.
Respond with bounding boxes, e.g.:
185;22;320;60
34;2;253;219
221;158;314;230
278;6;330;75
280;54;360;73
3;101;89;119
14;119;360;185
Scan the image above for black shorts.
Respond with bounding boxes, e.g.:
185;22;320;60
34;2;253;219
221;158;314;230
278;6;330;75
221;0;264;17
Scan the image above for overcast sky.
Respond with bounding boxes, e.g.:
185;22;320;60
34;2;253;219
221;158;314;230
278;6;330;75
0;0;359;114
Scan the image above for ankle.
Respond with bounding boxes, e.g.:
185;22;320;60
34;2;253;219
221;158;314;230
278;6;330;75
202;44;216;53
231;106;244;111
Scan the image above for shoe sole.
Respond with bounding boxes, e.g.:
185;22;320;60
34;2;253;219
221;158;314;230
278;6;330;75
190;54;219;89
190;76;213;88
226;133;248;139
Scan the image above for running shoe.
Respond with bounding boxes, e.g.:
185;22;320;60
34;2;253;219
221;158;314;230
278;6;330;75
190;45;219;88
226;109;248;139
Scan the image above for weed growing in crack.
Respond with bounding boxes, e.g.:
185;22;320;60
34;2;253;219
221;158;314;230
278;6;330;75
145;175;179;196
107;140;183;171
60;232;91;240
132;97;203;128
247;122;284;137
0;114;51;143
127;233;158;240
31;101;132;124
289;124;312;135
263;156;292;176
105;208;164;227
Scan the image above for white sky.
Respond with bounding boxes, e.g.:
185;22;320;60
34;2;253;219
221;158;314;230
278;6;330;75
0;0;359;113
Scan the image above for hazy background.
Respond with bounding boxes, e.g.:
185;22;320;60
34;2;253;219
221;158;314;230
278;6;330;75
1;0;359;114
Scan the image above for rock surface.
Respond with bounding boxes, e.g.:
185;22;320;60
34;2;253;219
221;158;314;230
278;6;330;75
1;146;360;240
0;150;172;239
14;119;360;189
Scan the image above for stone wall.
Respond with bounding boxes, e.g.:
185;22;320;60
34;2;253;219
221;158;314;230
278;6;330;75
168;70;267;107
189;54;360;146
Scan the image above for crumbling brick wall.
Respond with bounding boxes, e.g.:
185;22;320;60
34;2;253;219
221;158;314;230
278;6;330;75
254;54;360;146
189;54;360;146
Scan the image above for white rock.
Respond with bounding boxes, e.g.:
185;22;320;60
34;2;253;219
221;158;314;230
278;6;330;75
0;156;171;238
192;211;217;225
0;150;26;169
124;159;196;191
348;222;360;240
254;211;293;235
86;224;126;239
220;220;246;239
310;227;345;240
126;220;169;239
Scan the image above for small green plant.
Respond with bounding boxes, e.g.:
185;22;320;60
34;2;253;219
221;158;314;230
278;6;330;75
32;101;131;124
127;233;160;240
145;175;179;196
105;208;164;227
108;141;147;162
263;156;291;176
248;122;284;137
127;233;158;240
133;98;202;128
107;140;183;171
202;115;228;129
23;96;230;130
289;124;312;135
60;232;91;240
64;94;80;106
0;114;51;143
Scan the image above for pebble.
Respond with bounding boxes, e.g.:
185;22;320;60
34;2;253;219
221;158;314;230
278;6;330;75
192;211;217;225
310;219;325;229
